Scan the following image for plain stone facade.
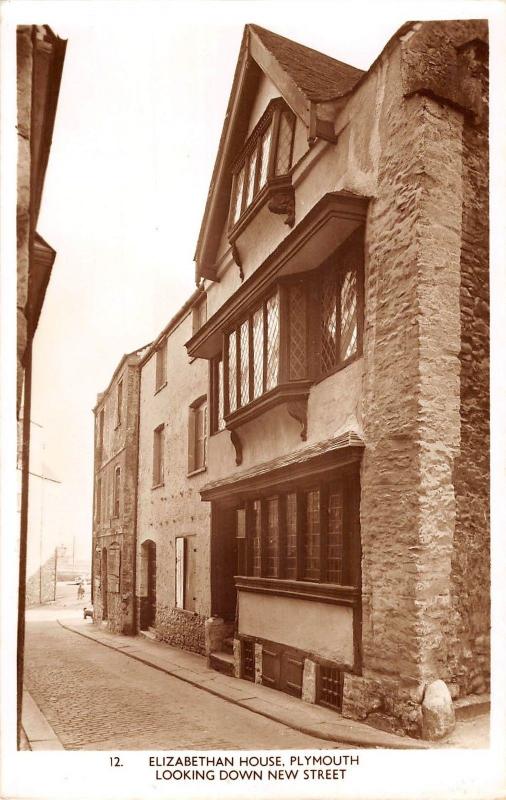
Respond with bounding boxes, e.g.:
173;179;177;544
135;293;210;654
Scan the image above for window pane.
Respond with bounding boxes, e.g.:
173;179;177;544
244;153;256;208
288;284;307;380
217;359;225;430
285;493;297;579
252;307;264;399
228;332;237;413
252;500;262;577
195;403;207;470
258;124;272;189
303;489;320;581
266;293;280;391
233;167;244;223
321;271;337;374
340;269;358;361
275;111;293;175
240;320;249;406
265;497;279;577
327;484;344;583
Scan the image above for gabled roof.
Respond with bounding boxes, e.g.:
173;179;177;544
250;25;364;102
194;24;364;283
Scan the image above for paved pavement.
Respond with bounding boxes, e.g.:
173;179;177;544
22;585;489;751
23;619;335;750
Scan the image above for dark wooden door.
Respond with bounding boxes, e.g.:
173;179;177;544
146;541;156;627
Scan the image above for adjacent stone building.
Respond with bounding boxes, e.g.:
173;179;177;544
17;24;66;743
136;290;210;654
92;346;149;634
91;19;489;740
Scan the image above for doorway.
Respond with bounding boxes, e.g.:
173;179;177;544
101;547;108;620
140;540;156;629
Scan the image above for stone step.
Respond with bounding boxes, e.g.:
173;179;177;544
209;651;235;677
454;693;490;720
222;637;234;655
139;628;157;641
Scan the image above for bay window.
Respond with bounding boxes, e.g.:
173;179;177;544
229;98;295;231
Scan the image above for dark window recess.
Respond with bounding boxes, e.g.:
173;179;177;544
242;639;255;681
265;497;279;578
318;666;344;711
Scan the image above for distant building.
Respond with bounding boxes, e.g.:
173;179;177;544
92;346;150;634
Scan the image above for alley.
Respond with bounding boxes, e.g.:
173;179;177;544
24;619;330;751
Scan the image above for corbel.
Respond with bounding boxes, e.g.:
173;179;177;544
231;241;244;281
230;429;243;466
268;184;295;228
287;399;308;441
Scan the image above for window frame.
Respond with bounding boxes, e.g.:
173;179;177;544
113;465;121;518
155;339;167;393
235;471;359;589
210;229;364;431
228;98;296;233
115;378;123;428
152;423;165;488
187;395;208;476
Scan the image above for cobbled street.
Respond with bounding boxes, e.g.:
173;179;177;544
24;606;328;751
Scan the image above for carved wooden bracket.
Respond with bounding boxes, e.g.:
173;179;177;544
268;184;295;228
231;242;244;281
287;399;308;441
230;429;243;466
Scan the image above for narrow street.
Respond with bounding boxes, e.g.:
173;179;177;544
23;587;329;751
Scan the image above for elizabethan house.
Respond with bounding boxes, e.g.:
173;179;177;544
92;20;489;739
184;20;489;737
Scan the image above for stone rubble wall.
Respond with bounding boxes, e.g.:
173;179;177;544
156;607;206;655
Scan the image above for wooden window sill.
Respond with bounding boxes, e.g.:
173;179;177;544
234;575;360;607
154;381;167;396
151;482;165;490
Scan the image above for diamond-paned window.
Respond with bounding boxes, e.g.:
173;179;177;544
228;332;237;413
266;293;280;391
240;320;250;406
229;99;295;229
258;125;272;190
233;166;245;223
275;111;294;176
252;307;264;399
217;359;225;431
340;270;358;362
288;284;306;380
321;271;338;374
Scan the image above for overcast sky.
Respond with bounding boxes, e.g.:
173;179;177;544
4;0;500;561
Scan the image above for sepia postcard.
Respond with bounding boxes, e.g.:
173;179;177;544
1;1;505;799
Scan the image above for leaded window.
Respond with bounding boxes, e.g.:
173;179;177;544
304;489;320;581
319;238;360;375
229;99;295;229
237;475;358;587
265;497;279;578
224;291;281;415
